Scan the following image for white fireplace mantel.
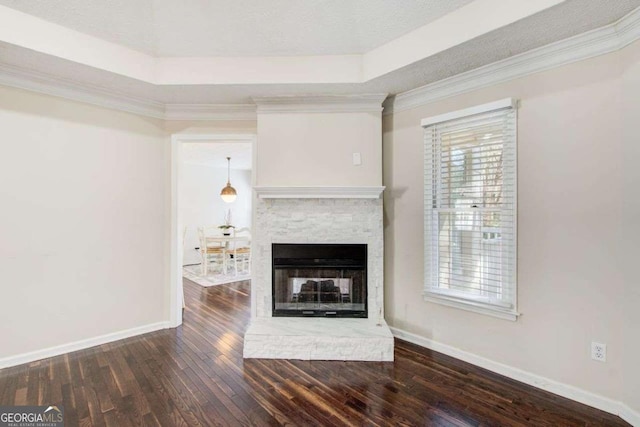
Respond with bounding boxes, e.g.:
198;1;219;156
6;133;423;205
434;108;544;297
253;186;385;199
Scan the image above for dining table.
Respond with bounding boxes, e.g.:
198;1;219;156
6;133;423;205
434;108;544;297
205;235;250;249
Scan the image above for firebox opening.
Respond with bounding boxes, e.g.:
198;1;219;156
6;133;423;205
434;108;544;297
272;243;367;318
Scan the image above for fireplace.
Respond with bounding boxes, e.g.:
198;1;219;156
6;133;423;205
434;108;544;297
272;243;367;318
244;195;393;361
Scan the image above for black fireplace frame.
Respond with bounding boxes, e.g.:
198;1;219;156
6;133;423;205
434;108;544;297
272;243;368;318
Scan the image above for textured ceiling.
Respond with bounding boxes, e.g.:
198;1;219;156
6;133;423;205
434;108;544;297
0;0;638;105
365;0;640;96
0;0;155;54
0;0;473;56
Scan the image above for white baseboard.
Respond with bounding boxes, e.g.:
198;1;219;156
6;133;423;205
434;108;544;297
620;404;640;426
0;321;173;369
390;327;636;425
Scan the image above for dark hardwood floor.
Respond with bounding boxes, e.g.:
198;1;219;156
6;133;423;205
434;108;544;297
0;279;629;426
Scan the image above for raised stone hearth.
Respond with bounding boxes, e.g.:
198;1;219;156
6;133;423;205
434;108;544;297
243;187;394;361
244;318;393;361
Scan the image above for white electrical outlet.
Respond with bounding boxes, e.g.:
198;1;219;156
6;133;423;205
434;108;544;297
591;342;607;362
352;152;362;166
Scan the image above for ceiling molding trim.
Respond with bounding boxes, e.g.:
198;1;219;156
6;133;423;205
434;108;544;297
164;104;257;121
0;62;165;119
1;6;637;121
363;0;564;81
254;186;385;199
616;4;640;48
384;6;640;115
0;63;258;121
253;94;388;114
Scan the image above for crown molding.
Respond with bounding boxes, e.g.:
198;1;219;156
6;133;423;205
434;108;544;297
617;4;640;47
0;62;166;118
0;2;561;86
384;6;640;115
0;62;380;119
0;62;258;121
1;6;638;120
253;94;388;114
254;186;385;199
164;104;257;121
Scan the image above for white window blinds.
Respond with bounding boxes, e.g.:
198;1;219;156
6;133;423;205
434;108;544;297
423;99;518;320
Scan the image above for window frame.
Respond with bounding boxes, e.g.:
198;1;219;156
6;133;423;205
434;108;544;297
422;98;520;321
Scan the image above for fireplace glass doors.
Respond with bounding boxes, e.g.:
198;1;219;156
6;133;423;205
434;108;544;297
272;244;367;318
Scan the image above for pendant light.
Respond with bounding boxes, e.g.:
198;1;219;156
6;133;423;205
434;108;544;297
220;157;237;203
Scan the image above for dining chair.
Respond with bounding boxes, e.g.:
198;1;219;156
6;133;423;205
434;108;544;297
197;226;227;276
229;227;251;276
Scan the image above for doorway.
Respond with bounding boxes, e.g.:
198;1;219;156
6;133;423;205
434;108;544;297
170;134;256;327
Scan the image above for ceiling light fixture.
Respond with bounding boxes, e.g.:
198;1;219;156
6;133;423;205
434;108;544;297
220;156;237;203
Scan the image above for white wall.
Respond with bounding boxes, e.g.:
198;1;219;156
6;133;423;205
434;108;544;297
0;32;636;419
621;41;640;418
383;41;640;408
0;85;168;360
165;120;257;135
0;87;259;365
180;163;252;265
256;112;381;186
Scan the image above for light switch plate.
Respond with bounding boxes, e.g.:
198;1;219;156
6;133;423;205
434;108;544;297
352;152;362;165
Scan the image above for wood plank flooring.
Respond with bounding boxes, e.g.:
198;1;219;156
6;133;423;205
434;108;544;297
0;279;630;426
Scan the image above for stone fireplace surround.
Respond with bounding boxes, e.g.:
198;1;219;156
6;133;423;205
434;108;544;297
242;186;394;361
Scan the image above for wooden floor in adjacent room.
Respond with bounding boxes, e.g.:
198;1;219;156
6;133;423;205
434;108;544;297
0;279;629;426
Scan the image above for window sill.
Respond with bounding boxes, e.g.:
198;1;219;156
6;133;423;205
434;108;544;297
424;293;520;321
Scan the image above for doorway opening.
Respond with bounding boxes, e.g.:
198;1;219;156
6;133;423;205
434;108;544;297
170;134;256;327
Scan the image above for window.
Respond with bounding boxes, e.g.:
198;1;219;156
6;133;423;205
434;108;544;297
422;99;518;321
